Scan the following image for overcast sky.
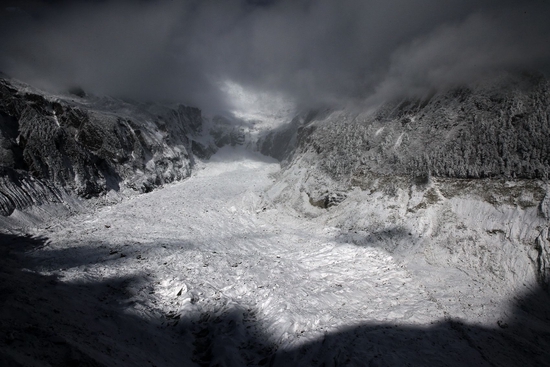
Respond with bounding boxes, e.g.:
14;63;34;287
1;0;549;113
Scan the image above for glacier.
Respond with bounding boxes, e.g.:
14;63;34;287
0;74;549;366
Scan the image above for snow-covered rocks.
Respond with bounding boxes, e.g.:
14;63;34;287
0;146;546;366
1;72;550;365
0;77;211;225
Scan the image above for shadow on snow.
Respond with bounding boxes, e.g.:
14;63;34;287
0;232;549;367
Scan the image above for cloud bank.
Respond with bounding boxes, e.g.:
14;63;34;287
1;0;549;112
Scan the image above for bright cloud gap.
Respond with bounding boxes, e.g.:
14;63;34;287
0;0;549;112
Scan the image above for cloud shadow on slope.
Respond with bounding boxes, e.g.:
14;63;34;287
0;233;193;366
27;238;198;272
334;225;413;253
1;232;549;366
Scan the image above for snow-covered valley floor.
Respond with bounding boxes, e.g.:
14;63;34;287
1;147;549;366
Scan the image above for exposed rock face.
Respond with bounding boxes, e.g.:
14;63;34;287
0;78;207;216
209;115;246;148
257;114;302;162
0;167;65;217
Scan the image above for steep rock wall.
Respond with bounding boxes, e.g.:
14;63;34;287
0;78;206;217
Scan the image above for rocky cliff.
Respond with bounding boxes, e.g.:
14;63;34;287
0;78;213;219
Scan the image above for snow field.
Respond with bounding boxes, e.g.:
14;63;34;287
10;145;545;366
32;147;447;353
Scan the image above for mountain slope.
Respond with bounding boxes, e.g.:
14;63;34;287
259;71;550;329
0;78;219;225
261;72;550;180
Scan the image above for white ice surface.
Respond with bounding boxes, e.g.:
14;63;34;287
36;147;440;331
12;146;547;366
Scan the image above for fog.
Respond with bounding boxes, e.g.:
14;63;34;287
1;0;549;112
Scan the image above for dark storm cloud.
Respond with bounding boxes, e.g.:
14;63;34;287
1;0;549;111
